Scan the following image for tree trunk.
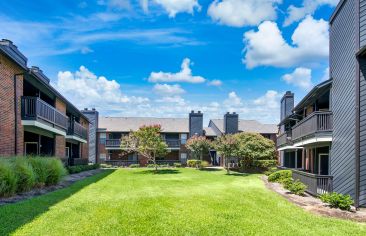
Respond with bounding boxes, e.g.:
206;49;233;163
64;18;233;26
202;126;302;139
152;157;158;173
226;158;230;174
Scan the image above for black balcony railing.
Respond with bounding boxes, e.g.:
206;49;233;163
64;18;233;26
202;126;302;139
164;139;181;148
106;138;182;148
21;96;68;130
67;120;88;140
106;139;121;147
292;111;333;142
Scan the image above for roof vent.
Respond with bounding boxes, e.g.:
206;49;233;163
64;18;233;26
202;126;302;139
30;66;50;84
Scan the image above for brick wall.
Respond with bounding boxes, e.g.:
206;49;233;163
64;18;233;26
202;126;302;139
80;117;89;160
54;98;66;158
0;54;24;156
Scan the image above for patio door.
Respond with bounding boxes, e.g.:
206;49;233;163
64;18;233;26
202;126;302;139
25;142;38;156
318;154;329;175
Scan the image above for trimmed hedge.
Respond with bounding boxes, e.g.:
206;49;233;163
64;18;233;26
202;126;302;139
252;160;277;169
187;160;201;168
129;164;140;168
0;157;67;197
67;164;100;174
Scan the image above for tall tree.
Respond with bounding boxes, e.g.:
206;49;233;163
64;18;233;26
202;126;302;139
235;133;276;168
214;134;239;174
121;125;168;172
186;135;212;162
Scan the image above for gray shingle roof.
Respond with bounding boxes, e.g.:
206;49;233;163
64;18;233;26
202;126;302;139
210;119;277;134
203;127;216;136
99;117;189;133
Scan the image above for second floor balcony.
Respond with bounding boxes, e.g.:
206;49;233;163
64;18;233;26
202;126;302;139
105;138;182;149
276;131;292;148
67;120;88;142
292;111;333;144
21;96;68;135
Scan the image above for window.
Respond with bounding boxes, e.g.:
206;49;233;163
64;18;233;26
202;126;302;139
100;153;106;160
181;134;187;144
99;133;106;144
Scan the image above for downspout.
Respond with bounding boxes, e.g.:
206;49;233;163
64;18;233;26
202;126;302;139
14;73;24;156
355;0;361;210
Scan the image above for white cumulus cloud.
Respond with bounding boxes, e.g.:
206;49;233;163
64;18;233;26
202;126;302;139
148;58;206;83
208;79;223;86
153;84;185;96
208;0;281;27
282;67;313;90
243;15;329;68
284;0;339;26
143;0;201;17
54;66;149;112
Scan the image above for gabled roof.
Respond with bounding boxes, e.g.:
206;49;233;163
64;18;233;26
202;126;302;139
203;127;216;136
210;119;277;134
0;39;27;70
99;117;189;133
292;79;332;113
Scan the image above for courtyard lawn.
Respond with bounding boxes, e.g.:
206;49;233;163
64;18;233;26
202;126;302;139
1;169;366;235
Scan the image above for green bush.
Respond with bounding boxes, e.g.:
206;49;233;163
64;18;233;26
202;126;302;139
282;178;293;189
146;164;155;168
67;164;100;174
13;158;35;193
0;160;17;197
264;167;278;176
200;161;209;168
29;157;49;187
252;160;277;169
129;164;140;168
187;160;201;168
320;193;354;211
285;180;307;196
174;163;182;168
45;158;67;186
268;170;292;183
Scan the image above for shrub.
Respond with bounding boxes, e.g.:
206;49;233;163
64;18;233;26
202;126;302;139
320;193;354;211
129;164;140;168
252;160;277;169
0;160;17;197
13;158;35;193
146;164;155;168
285;180;307;196
174;163;182;168
29;157;49;187
100;163;112;168
187;160;201;168
200;161;209;168
264;167;278;176
45;158;67;186
282;178;293;189
268;170;292;183
67;164;100;174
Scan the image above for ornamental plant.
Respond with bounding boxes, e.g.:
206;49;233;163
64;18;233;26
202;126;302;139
186;135;212;161
213;134;239;174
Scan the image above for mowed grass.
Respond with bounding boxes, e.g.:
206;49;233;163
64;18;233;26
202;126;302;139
1;168;366;235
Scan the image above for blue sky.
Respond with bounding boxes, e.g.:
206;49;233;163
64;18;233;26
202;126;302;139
0;0;338;124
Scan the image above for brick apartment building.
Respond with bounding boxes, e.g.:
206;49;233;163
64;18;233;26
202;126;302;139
85;111;277;166
0;39;89;165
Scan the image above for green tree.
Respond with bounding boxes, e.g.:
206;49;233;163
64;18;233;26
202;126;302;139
186;135;212;163
213;134;239;174
235;133;276;169
121;125;168;172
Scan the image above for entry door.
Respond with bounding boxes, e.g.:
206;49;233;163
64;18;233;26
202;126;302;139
25;142;38;156
318;154;329;175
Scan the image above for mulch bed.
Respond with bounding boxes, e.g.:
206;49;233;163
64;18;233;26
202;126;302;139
0;169;104;206
262;176;366;222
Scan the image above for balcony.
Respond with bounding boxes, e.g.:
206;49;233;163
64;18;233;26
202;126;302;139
67;120;88;142
21;96;68;135
105;139;182;149
292;169;333;196
276;131;292;148
292;111;333;145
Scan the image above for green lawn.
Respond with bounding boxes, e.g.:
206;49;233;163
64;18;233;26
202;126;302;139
1;168;366;235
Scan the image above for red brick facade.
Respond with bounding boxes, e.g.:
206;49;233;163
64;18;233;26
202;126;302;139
54;98;66;158
0;54;24;156
80;117;89;159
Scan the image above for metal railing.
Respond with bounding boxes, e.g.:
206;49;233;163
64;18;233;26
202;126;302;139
164;139;181;148
105;160;138;167
292;111;333;142
149;160;180;165
106;139;121;147
68;120;88;140
292;169;333;196
21;96;68;130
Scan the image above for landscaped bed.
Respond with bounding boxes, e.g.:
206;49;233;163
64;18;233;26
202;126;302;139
1;168;366;235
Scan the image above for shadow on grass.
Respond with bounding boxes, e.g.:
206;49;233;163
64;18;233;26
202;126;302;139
0;169;115;236
199;168;222;172
225;171;251;177
135;169;181;175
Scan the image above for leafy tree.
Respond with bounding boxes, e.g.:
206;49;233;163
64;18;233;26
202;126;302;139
186;135;212;163
213;134;239;174
121;125;168;172
235;133;276;169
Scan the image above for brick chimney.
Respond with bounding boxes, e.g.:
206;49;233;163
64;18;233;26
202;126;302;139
280;91;294;121
224;112;239;134
189;110;203;137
